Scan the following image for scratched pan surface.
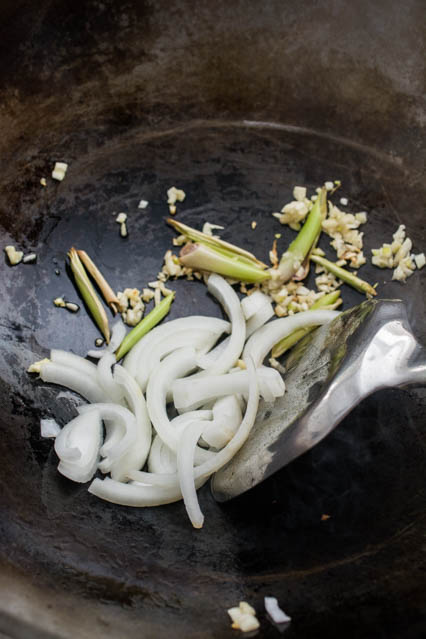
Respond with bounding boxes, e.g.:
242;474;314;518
0;1;425;638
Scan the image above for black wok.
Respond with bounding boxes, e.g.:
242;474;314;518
0;1;425;637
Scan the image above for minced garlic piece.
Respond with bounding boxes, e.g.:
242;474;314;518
23;253;37;264
125;307;143;326
141;288;155;302
169;204;177;215
273;199;311;231
202;222;224;236
4;245;23;265
116;212;127;224
324;181;334;191
371;224;423;281
167;186;186;205
414;253;425;269
27;358;50;374
227;602;260;632
251;221;257;230
138;199;149;209
162;250;182;277
40;177;47;187
293;186;307;201
51;162;68;181
53;297;66;307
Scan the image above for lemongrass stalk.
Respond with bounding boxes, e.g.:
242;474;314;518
311;255;377;296
271;291;342;358
68;247;111;343
179;243;270;283
115;292;175;360
77;250;120;314
168;218;267;267
278;187;327;282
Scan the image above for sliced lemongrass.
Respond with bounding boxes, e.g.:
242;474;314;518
87;320;126;359
172;366;284;411
168;218;266;267
271;291;342;358
111;365;152;481
179;243;270;283
115;292;175;361
311;255;377;296
88;474;207;507
50;348;98;378
177;420;207;528
278;187;327;282
243;309;340;366
122;316;230;379
68;247;110;343
40;361;105;403
54;410;102;483
77;250;120;314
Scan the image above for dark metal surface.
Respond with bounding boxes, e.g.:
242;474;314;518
0;1;425;637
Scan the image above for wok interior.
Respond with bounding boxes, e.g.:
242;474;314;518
0;1;425;637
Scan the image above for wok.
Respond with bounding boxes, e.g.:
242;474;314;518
0;1;425;637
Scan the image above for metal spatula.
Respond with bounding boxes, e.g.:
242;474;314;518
211;299;426;502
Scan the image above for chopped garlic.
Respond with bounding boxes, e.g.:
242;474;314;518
251;221;257;230
273;199;311;231
51;162;68;181
27;358;50;374
138;199;149;209
53;297;66;308
264;597;291;624
125;307;143;326
65;302;80;313
120;222;128;237
4;245;23;265
167;186;186;205
414;253;425;269
116;212;127;224
325;181;334;191
202;222;224;236
154;287;161;306
40;177;47;187
141;288;155;302
23;253;37;264
274;233;281;239
228;602;260;632
293;185;307;201
169;204;177;215
340;197;348;206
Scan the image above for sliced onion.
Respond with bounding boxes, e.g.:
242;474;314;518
202;395;242;449
88;475;207;507
40;362;105;403
172;366;284;411
147;434;178;474
97;353;123;404
80;403;137;467
146;347;197;451
196;335;230;370
135;328;223;392
246;301;275;337
177;420;207;528
87;320;126;359
111;365;152;481
54;410;102;483
123;316;230;378
264;597;291;624
51;349;98;378
195;274;246;375
241;291;272;320
243;310;340;366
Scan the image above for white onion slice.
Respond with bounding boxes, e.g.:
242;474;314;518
88;475;207;507
81;403;137;466
111;365;152;481
202;395;242;449
172;366;284;411
135;328;222;392
40;418;61;438
246;301;275;337
127;469;179;486
194;274;246;375
54;410;102;483
146;347;197;451
87;320;126;359
123;316;230;378
51;349;98;377
40;362;105;403
243;310;340;366
241;290;272;320
196;335;230;370
97;353;123;404
264;597;291;624
177;420;207;528
147;434;178;474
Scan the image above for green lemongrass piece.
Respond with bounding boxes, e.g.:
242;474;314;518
179;242;271;283
77;249;120;314
271;291;342;358
311;255;377;296
115;292;175;361
279;187;327;282
167;218;267;268
68;247;111;343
